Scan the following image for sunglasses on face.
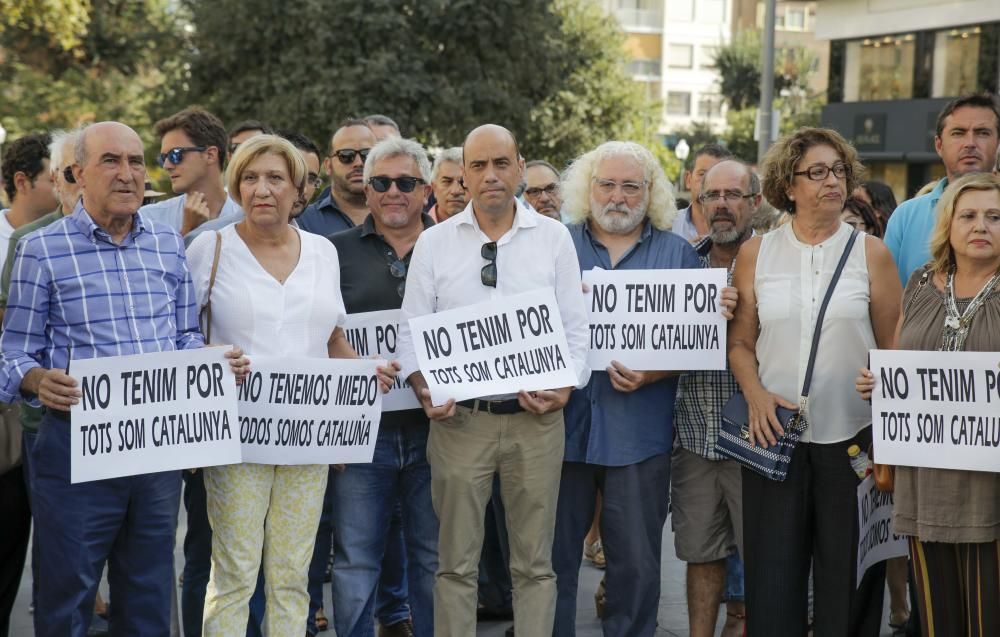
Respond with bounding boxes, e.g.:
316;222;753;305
368;176;425;193
157;146;206;167
481;242;498;288
332;148;371;165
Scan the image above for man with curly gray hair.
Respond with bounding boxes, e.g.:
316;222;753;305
553;141;701;636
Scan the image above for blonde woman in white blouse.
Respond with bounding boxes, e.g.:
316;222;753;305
186;135;396;636
727;128;901;636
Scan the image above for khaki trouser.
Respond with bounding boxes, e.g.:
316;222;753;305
202;463;328;637
427;404;564;637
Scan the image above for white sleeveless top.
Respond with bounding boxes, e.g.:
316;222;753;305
754;222;874;443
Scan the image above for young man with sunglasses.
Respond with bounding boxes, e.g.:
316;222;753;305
396;124;590;637
141;106;242;238
298;118;377;237
326;137;437;637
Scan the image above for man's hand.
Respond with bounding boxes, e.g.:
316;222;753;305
606;361;672;393
418;388;456;421
517;387;571;415
376;360;401;393
720;286;738;320
23;367;80;410
224;346;250;385
180;191;212;235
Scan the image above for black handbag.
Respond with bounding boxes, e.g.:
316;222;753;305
715;228;859;481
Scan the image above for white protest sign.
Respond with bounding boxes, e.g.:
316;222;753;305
70;348;241;483
870;349;1000;473
583;268;727;370
343;309;421;412
408;287;579;405
237;356;383;464
856;474;908;587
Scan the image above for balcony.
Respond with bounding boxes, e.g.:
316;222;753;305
616;8;663;31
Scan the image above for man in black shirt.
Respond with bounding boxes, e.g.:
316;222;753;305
326;137;437;637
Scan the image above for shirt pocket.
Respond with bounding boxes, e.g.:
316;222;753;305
756;279;791;323
825;277;870;320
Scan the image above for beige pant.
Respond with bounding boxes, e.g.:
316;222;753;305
201;463;328;637
427;404;564;637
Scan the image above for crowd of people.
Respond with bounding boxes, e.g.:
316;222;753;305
0;91;997;637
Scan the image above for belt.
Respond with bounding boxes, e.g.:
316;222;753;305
46;408;71;422
457;398;524;415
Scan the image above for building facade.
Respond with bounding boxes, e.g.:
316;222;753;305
818;0;1000;200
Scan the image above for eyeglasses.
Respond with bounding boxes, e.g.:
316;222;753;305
332;148;371;165
481;242;498;288
793;163;850;181
157;146;206;167
307;172;323;188
368;175;425;193
699;190;757;203
524;183;560;198
387;258;407;298
593;178;645;197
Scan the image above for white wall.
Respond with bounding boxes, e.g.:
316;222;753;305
815;0;1000;41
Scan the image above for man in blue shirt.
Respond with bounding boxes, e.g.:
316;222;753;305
884;94;1000;283
553;141;700;636
297;119;377;236
0;121;247;637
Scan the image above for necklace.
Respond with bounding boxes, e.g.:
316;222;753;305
941;267;1000;351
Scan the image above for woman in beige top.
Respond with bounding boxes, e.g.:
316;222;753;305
857;173;1000;637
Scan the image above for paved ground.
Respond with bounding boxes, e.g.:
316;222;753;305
11;509;895;636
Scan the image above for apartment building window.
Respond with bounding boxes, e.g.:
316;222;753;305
667;0;694;22
615;0;662;30
700;45;718;69
842;34;916;101
668;44;694;69
786;8;805;30
698;94;723;119
626;59;663;77
666;92;692;116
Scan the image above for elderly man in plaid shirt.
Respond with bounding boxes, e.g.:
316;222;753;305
0;121;248;637
671;159;761;637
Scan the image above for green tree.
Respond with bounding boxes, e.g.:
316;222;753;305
177;0;657;167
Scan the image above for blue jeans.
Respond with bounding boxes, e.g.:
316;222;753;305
31;413;180;637
724;552;745;603
330;422;438;637
181;470;265;637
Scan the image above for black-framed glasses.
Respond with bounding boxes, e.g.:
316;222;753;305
387;257;407;298
157;146;206;167
524;183;560;198
699;190;757;203
793;163;850;181
481;242;498;288
368;175;425;193
332;148;371;165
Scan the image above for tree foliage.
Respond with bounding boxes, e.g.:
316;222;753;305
177;0;657;166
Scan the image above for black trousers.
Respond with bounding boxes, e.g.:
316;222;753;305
742;428;885;637
0;465;31;637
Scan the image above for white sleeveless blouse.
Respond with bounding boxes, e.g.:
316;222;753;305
754;222;875;443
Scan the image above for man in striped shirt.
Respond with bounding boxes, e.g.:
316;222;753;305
0;121;246;637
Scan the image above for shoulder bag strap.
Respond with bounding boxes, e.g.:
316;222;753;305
799;228;860;402
202;231;222;344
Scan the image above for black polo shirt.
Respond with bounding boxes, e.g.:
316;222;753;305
329;213;435;428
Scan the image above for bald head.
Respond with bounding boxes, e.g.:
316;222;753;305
76;121;142;166
74;121;147;222
700;159;759;246
461;125;524;217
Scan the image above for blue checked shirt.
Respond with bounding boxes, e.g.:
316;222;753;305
0;204;203;406
672;236;740;460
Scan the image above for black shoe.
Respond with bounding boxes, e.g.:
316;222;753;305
378;619;415;637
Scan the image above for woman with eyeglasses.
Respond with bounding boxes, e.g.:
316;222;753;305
727;127;901;635
186;135;397;635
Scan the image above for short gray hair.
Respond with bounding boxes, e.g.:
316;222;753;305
431;147;463;180
49;129;82;171
74;124;92;166
363;137;432;183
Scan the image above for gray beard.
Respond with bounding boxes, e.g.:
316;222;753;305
591;198;647;235
710;226;743;245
